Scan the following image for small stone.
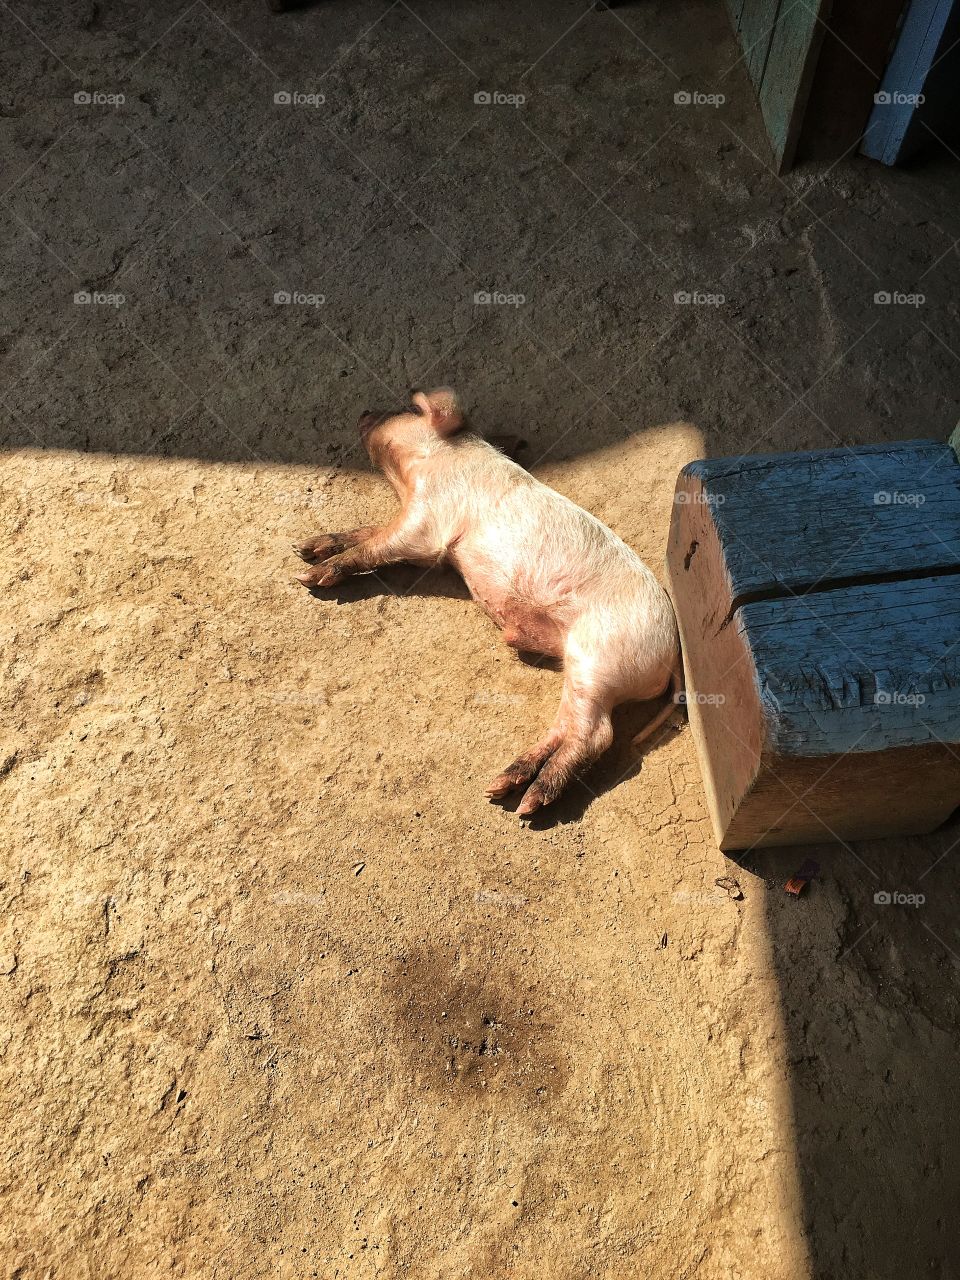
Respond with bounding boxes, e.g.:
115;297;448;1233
0;954;17;975
715;876;744;901
352;861;365;876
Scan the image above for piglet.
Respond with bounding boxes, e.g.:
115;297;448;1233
295;388;681;815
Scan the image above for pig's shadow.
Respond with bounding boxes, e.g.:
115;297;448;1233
308;565;683;822
311;562;472;605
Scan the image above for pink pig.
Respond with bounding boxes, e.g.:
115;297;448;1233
295;388;681;815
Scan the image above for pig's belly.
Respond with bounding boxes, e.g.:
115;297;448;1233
454;568;567;657
492;598;566;656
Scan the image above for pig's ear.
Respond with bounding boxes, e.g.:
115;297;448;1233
412;387;463;435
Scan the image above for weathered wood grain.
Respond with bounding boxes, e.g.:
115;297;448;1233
744;575;960;754
861;0;955;165
721;0;832;169
683;441;960;604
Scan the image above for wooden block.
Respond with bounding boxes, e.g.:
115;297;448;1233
666;441;960;850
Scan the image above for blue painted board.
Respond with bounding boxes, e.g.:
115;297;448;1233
861;0;956;164
668;437;960;848
682;440;960;605
742;575;960;755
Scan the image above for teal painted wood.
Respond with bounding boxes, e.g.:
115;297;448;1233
738;0;783;85
861;0;955;165
725;0;749;28
741;575;960;755
758;0;829;165
721;0;830;169
683;441;960;604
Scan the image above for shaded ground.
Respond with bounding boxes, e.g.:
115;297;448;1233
1;1;959;1277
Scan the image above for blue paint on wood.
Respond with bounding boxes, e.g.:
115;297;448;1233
741;575;960;755
861;0;956;165
669;439;960;845
683;441;960;603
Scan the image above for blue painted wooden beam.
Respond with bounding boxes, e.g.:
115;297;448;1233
861;0;956;164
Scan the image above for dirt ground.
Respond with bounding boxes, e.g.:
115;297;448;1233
3;1;960;1277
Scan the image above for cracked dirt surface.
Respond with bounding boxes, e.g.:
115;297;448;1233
2;1;960;1277
4;433;808;1280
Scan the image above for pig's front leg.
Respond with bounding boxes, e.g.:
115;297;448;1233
294;519;438;589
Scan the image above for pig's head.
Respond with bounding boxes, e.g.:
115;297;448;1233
358;387;463;477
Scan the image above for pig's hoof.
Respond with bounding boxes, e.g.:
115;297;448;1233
485;759;541;800
486;738;560;802
516;784;547;817
294;535;344;563
486;774;523;800
295;564;344;589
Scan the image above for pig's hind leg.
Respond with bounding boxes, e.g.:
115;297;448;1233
485;727;565;801
486;652;614;817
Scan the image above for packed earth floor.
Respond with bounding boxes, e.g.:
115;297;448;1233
3;1;960;1276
